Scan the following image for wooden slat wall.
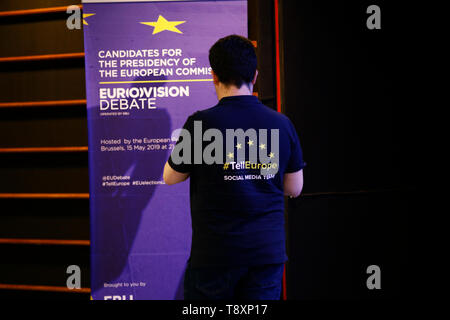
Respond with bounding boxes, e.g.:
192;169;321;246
0;1;89;299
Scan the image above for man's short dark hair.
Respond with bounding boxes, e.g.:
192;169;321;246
208;34;257;89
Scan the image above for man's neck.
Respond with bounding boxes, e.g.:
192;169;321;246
216;83;253;101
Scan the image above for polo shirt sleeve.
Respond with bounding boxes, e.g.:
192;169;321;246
285;119;306;173
167;114;195;173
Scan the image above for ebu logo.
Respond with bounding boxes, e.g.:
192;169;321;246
104;295;134;300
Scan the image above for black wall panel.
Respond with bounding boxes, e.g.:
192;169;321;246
282;0;413;299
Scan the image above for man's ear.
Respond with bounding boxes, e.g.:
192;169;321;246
211;70;220;85
251;70;258;85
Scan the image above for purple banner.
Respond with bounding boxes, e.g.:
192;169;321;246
82;0;247;300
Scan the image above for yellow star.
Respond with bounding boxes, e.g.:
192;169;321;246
269;152;275;158
227;152;234;159
140;15;186;35
83;13;95;25
236;143;242;149
247;140;254;146
259;144;266;150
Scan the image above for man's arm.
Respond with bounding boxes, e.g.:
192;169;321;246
284;169;303;198
163;161;190;185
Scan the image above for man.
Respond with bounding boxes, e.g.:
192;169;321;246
163;35;305;300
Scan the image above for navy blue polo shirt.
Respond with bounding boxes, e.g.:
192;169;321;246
168;95;305;267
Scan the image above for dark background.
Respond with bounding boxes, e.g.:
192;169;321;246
0;0;413;299
282;0;414;299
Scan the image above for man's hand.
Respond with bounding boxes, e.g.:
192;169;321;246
163;161;190;185
283;169;303;198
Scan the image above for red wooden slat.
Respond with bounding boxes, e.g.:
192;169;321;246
0;238;90;246
0;5;82;17
0;53;85;63
0;193;89;199
0;100;86;109
0;146;88;153
0;284;90;293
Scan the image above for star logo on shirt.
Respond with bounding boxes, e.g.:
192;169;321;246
236;143;242;150
269;152;275;158
227;152;234;159
259;143;266;150
247;140;254;146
